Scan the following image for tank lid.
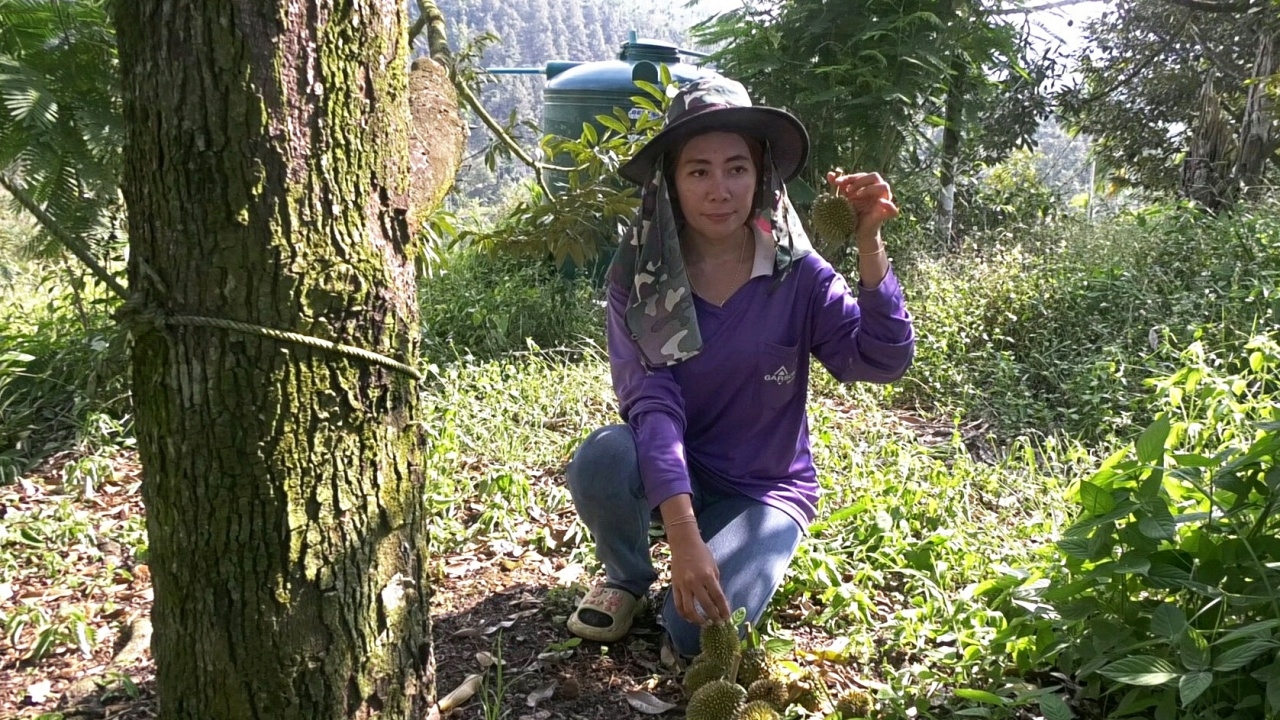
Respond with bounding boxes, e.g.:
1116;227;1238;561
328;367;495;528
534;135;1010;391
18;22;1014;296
618;38;680;64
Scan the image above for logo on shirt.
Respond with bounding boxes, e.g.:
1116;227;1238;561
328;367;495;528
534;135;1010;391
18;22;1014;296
764;365;796;385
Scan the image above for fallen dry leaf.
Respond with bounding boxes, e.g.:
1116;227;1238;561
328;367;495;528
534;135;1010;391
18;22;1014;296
25;680;52;705
484;619;516;635
660;642;677;668
525;681;556;707
624;689;677;715
436;673;483;713
553;563;584;584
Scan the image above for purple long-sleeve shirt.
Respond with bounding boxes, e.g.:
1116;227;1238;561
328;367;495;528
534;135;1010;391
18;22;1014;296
607;243;915;530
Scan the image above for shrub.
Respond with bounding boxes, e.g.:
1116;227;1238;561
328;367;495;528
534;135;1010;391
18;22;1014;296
1004;333;1280;719
0;262;129;483
897;196;1280;442
418;249;604;364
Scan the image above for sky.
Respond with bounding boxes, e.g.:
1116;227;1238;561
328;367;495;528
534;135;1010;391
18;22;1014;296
683;0;1110;58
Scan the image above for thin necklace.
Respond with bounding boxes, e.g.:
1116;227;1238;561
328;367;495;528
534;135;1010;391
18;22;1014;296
690;225;752;305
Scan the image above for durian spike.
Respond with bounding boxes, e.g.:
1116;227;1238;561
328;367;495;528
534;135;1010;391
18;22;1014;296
810;192;859;255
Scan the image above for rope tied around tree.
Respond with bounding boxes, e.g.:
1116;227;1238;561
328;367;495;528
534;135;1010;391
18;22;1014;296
113;291;425;383
4;168;424;382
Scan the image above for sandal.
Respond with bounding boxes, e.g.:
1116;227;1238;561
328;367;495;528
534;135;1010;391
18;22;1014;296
567;583;645;642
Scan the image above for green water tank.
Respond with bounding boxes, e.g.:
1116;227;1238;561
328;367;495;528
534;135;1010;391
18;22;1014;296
543;37;715;280
543;37;713;146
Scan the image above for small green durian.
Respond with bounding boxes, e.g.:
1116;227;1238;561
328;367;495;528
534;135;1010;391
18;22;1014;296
745;677;789;709
733;699;782;720
736;647;771;687
687;679;747;720
698;621;741;669
683;659;729;699
835;687;875;717
811;192;858;248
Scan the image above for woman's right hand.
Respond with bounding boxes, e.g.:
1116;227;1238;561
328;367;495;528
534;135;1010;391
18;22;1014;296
666;524;731;625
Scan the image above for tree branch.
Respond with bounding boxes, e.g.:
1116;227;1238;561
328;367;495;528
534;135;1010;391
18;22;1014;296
1069;17;1190;110
454;80;560;202
993;0;1097;16
0;173;129;301
417;0;576;200
1187;20;1250;82
410;0;450;60
1159;0;1254;13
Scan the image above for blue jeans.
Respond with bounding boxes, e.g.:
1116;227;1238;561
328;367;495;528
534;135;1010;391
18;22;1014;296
565;424;803;656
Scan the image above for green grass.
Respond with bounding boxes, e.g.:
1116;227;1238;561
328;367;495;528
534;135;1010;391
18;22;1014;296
418;249;605;365
414;345;1086;716
4;192;1279;718
894;198;1280;443
0;235;130;482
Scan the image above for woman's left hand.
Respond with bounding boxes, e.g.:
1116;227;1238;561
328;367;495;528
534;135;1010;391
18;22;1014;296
826;171;899;244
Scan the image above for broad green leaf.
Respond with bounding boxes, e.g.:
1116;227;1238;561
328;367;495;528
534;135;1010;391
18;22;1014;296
827;506;860;524
632;81;663;100
1214;619;1280;645
1179;671;1212;706
1266;466;1280;493
1099;656;1180;686
1213;640;1277;672
1092;445;1136;488
1111;686;1162;716
1170;453;1218;468
953;688;1006;705
1252;656;1280;683
1270;676;1280;715
1145;561;1191;588
1041;578;1094;602
1112;553;1151;575
1138;503;1176;540
1150;604;1187;639
1179;630;1210;671
595;114;628;134
1156;688;1177;720
1078;480;1115;515
1039;693;1074;720
1057;598;1104;622
1087;523;1116;560
1136;416;1171;464
1137;467;1164;502
968;573;1022;598
1056;537;1094;561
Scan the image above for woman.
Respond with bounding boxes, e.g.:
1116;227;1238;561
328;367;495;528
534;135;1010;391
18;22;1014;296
565;77;914;657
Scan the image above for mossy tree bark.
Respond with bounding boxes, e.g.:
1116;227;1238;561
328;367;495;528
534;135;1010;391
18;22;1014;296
113;1;439;717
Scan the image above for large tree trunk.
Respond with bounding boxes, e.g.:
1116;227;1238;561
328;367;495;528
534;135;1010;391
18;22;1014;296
113;1;447;717
1235;25;1279;197
934;54;966;248
1180;72;1235;212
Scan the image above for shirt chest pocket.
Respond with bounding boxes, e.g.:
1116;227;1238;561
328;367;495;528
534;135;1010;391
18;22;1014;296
756;342;801;411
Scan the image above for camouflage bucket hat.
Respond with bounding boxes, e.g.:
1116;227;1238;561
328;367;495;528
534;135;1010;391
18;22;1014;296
618;76;810;186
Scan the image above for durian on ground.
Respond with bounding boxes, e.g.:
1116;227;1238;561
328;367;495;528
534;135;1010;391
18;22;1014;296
686;679;747;720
